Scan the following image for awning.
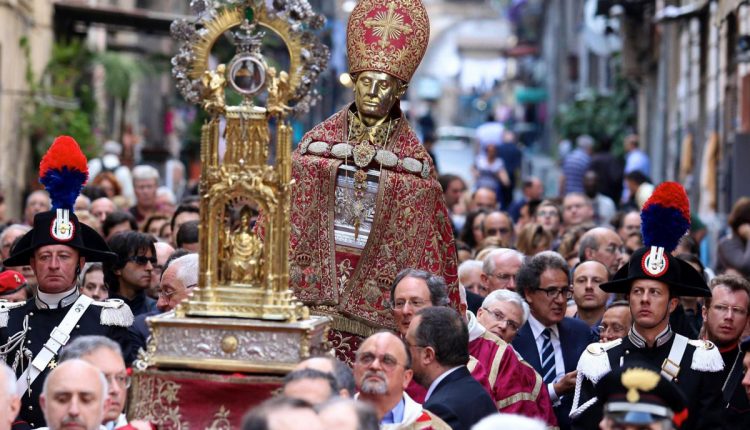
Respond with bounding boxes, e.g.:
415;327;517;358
54;1;189;36
515;86;547;104
653;0;710;22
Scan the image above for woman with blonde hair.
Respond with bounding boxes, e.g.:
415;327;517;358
516;223;553;256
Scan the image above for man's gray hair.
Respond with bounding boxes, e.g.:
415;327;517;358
482;248;525;275
0;362;15;398
389;268;449;307
316;397;379;430
577;232;600;262
41;359;108;407
0;224;31;244
472;413;547;430
576;134;595;150
156;186;176;205
458;260;483;281
482;289;530;326
59;335;123;362
25;190;50;206
168;253;199;288
132;165;160;182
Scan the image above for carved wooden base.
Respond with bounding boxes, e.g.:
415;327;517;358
136;312;331;374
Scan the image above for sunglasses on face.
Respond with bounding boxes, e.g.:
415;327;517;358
128;255;157;266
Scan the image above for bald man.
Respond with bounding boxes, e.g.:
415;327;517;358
40;359;107;430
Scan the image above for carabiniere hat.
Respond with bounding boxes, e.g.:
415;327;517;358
600;182;710;297
596;362;689;428
3;136;116;267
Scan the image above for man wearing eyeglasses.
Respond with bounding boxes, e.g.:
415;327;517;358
391;269;558;427
59;336;151;430
511;252;595;430
105;232;158;317
578;227;624;275
480;248;524;294
702;275;750;430
352;331;450;429
476;289;527;343
129;253;198;354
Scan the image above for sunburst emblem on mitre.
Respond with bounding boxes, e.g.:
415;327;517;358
346;0;430;83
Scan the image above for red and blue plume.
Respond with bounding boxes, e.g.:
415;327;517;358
38;136;89;211
640;182;691;252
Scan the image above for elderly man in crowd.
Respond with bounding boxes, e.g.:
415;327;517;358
476;289;528;343
0;363;20;430
150;241;175;299
511;252;594;430
458;260;484;297
129;165;160;226
702;275;750;429
353;331;449;429
480;248;524;293
569;260;611;333
391;269;556;425
577;227;624;275
39;359;107;430
59;336;150;430
129;253;198;353
598;300;631;343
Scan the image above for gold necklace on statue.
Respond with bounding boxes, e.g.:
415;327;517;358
344;112;394;240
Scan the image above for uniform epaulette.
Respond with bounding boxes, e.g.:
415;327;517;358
0;300;26;328
687;339;724;372
92;299;134;327
576;338;622;383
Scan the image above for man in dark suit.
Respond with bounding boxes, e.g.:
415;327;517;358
406;306;496;430
511;251;594;430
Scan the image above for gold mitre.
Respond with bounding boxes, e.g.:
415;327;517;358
346;0;430;83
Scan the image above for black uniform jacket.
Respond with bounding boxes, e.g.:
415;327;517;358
722;346;750;430
0;294;132;430
570;330;725;430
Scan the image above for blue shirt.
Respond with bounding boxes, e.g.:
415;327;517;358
381;397;405;425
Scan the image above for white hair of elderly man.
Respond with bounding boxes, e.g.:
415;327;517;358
471;413;547;430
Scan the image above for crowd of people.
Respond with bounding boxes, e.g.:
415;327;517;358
0;132;748;430
2;0;750;427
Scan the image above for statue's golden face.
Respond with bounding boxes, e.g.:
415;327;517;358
353;71;405;126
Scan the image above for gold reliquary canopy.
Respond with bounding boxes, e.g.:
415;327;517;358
169;0;329;322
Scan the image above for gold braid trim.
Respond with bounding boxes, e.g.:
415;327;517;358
485;332;508;388
496;359;545;410
310;309;381;338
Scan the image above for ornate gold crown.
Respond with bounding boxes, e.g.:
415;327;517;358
346;0;430;83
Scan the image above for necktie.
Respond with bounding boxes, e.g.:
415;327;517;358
540;328;557;384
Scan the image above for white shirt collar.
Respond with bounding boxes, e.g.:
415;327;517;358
528;313;559;340
465;310;485;342
36;286;79;309
425;366;462;401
